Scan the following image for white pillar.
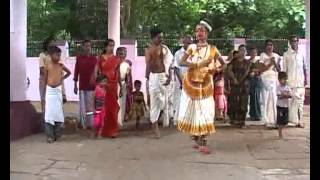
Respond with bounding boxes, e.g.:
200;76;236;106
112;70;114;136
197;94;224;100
305;0;310;86
10;0;27;101
108;0;121;49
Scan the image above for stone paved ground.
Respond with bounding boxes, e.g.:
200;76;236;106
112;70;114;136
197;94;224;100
10;103;310;180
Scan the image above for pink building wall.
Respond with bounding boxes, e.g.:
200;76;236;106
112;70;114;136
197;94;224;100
25;39;309;102
25;56;148;102
26;55;230;102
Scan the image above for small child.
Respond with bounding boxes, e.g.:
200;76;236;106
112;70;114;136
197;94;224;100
128;80;147;129
44;46;71;143
276;72;292;139
93;74;107;137
214;71;228;121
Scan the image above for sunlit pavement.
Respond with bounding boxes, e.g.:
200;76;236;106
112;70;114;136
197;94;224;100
10;104;309;180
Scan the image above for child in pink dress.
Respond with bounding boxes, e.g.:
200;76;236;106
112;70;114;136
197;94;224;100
94;75;107;137
214;71;228;121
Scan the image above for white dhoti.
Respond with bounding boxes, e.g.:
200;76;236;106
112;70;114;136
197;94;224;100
163;81;174;127
289;87;305;125
79;90;94;128
172;80;182;124
177;89;216;136
259;52;280;127
45;85;64;125
261;79;277;127
118;81;127;126
118;61;131;127
149;72;167;123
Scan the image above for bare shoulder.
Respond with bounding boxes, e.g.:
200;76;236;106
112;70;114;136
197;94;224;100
145;44;152;52
45;61;53;69
144;46;151;57
61;63;67;69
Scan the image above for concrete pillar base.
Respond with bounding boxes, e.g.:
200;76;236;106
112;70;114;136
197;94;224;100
10;101;43;140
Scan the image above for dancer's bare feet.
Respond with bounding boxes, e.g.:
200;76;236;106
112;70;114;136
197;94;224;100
199;146;211;154
191;136;200;149
198;136;211;154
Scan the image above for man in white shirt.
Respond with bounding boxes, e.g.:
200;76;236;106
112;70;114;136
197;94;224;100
171;35;193;125
283;35;308;128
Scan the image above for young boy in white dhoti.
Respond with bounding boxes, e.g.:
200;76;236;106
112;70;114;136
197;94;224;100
44;46;71;143
39;38;67;118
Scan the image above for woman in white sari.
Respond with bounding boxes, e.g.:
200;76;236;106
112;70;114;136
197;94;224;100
259;39;281;128
118;47;133;127
177;21;224;154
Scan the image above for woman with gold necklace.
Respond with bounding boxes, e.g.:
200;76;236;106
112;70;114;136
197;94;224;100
177;21;224;154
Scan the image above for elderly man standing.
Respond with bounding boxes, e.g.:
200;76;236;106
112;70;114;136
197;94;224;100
171;35;193;125
283;35;308;128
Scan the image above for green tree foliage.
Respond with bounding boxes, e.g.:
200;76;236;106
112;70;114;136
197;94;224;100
27;0;306;41
68;0;107;39
27;0;70;41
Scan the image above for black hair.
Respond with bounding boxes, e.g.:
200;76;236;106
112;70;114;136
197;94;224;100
134;80;142;86
238;44;246;49
82;39;91;45
265;39;273;47
150;27;162;39
249;46;258;53
248;46;258;50
278;71;288;80
233;50;239;56
102;39;115;54
42;36;54;52
116;47;127;55
183;35;193;40
288;35;299;41
47;46;61;55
